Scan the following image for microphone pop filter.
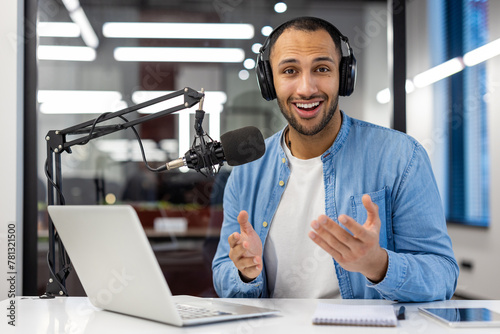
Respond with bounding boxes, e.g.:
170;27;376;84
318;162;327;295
220;126;266;166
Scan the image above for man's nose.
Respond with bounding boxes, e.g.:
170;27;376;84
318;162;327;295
295;72;319;98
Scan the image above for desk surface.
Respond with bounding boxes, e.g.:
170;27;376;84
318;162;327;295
2;297;500;333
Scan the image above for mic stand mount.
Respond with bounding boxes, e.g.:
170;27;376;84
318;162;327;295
184;88;224;177
42;87;204;298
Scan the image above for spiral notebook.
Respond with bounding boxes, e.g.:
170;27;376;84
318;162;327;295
312;303;397;327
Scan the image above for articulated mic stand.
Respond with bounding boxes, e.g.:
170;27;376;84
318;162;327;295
42;87;204;297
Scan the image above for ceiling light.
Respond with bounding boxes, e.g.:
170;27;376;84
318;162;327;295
463;37;500;66
95;139;167;162
61;0;99;48
38;90;125;114
38;22;80;37
413;57;464;88
103;22;254;39
375;80;415;104
405;79;415;93
114;47;245;63
376;88;391;104
243;58;256;69
239;70;250;80
37;45;96;61
261;26;273;37
274;2;287;13
252;43;263;54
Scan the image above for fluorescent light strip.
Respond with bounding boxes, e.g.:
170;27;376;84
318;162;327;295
375;80;415;104
38;90;126;114
413;57;464;88
463;37;500;66
38;45;96;61
114;47;245;63
62;0;99;48
95;139;167;162
376;88;391;104
103;22;254;40
375;37;500;103
38;22;81;37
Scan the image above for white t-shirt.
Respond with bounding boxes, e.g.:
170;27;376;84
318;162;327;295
263;132;339;298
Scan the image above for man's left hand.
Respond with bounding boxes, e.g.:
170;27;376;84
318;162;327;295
308;194;388;283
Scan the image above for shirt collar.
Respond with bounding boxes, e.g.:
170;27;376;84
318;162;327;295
277;110;352;161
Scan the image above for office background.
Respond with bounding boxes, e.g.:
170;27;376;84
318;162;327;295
1;0;499;300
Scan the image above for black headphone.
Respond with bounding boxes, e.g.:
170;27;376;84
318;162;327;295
256;18;357;101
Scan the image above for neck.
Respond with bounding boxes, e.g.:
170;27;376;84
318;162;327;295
286;111;342;159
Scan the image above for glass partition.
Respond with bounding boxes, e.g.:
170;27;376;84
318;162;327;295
35;0;389;296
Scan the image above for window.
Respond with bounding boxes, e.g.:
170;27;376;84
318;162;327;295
432;0;490;226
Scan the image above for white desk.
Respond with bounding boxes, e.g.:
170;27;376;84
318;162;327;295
2;297;500;333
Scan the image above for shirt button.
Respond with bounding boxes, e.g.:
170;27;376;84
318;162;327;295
263;222;268;228
282;158;286;163
279;180;285;186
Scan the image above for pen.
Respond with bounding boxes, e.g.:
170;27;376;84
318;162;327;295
397;306;406;320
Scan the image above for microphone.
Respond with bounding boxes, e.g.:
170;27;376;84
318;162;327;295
157;126;265;176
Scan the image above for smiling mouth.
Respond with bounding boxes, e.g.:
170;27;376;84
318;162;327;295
295;101;321;111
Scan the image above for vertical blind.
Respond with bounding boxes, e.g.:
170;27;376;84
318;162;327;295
434;0;490;226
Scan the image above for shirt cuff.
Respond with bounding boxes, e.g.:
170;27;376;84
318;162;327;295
231;265;264;297
365;249;407;299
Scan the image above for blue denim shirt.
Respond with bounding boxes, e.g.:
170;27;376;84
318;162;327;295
212;111;459;302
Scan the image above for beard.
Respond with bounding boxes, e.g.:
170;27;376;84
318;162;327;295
277;93;339;136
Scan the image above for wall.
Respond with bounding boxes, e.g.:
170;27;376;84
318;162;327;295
0;1;24;298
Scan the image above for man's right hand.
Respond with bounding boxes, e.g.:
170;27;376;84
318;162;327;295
228;210;263;282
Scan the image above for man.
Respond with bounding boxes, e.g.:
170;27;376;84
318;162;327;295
212;16;458;301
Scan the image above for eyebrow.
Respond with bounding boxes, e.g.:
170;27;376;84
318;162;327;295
278;56;336;67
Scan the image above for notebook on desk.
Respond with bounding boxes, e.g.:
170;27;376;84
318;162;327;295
47;205;279;327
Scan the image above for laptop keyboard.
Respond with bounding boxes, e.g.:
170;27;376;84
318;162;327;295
176;304;233;320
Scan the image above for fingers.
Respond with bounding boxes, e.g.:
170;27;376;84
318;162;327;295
229;241;262;280
308;230;343;259
238;256;262;272
228;232;241;248
237;210;255;235
310;215;354;252
362;194;380;226
338;214;367;240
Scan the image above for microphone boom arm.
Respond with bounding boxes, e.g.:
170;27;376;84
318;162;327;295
46;87;203;153
43;87;204;298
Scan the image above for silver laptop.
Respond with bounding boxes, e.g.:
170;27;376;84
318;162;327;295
47;205;279;326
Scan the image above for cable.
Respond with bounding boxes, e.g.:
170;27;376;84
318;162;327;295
76;112;112;146
40;249;69;298
117;115;162;173
44;159;66;205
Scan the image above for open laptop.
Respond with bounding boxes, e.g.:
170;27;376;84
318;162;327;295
47;205;279;327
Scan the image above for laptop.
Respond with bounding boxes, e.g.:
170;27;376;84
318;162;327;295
47;205;280;326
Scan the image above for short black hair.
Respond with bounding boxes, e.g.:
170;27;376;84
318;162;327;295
268;17;343;60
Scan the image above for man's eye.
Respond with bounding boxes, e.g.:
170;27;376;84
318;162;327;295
283;69;296;74
316;67;330;73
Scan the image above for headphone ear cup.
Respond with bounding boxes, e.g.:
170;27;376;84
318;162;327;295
339;55;356;96
256;56;276;101
339;56;349;96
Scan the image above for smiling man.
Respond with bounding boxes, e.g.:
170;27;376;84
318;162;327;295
212;17;458;302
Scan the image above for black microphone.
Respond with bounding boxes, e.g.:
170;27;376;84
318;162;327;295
157;126;265;176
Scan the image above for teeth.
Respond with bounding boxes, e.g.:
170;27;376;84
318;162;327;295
296;102;320;109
